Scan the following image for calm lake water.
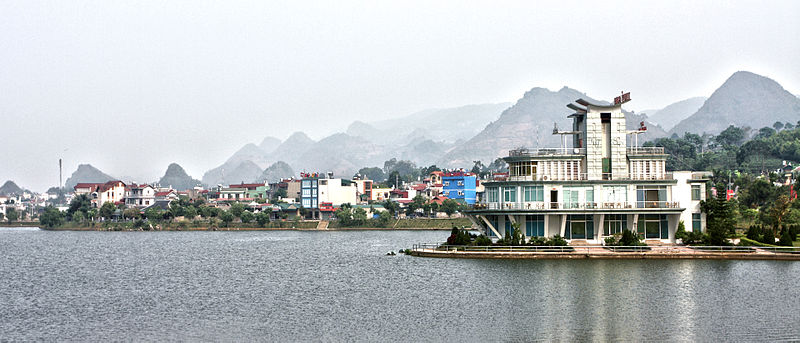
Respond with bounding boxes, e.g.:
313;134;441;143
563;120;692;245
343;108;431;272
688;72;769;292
1;227;799;342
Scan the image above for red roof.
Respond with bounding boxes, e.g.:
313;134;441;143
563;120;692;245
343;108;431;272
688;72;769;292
411;184;427;191
397;199;413;204
155;191;173;197
74;183;104;190
430;171;444;176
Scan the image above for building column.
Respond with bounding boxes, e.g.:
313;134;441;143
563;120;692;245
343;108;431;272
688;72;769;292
479;215;502;238
560;215;567;237
596;214;605;241
630;214;639;233
668;214;680;243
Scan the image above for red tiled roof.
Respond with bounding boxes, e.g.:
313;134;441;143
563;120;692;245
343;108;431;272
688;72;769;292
411;184;427;191
155;191;173;197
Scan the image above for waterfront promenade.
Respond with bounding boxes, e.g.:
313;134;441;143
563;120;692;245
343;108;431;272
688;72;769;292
411;244;800;260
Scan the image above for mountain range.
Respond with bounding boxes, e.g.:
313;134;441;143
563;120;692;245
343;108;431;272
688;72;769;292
641;96;707;131
33;71;800;191
670;71;800;135
158;163;202;190
0;180;24;195
199;70;798;184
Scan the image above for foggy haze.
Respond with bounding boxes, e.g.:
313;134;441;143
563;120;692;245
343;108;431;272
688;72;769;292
1;0;798;191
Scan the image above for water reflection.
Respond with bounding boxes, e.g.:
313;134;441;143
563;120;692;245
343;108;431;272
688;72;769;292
0;230;798;341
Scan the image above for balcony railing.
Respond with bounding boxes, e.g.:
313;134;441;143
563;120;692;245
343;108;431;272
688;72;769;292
627;147;665;155
508;147;665;157
504;173;673;182
478;201;682;210
509;148;586;157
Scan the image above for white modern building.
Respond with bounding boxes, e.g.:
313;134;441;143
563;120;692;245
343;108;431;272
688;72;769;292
300;173;361;218
125;184;156;207
466;93;710;244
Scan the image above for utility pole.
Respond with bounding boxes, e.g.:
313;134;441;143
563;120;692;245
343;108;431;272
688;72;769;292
59;158;62;189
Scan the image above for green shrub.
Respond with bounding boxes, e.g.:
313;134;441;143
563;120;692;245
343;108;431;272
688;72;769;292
779;230;794;246
528;236;548;246
473;234;492;246
620;230;646;246
547;235;568;246
760;229;775;245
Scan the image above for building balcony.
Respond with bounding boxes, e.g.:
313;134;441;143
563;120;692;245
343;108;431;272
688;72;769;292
475;201;682;211
509;147;586;157
504;173;674;182
626;147;665;155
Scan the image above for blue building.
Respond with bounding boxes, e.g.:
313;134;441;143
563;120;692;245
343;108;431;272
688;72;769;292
442;171;477;204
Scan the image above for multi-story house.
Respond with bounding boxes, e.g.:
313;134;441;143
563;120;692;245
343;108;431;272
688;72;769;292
73;181;126;208
443;171;477;204
466;93;709;243
300;173;359;219
125;184;156;207
228;182;269;200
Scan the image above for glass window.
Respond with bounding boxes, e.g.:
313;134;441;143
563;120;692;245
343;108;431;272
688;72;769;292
563;187;581;208
637;214;668;239
523;186;543;202
457;181;464;186
503;187;517;203
604;214;627;236
487;187;499;202
604;186;627;202
691;185;701;201
566;214;593;240
692;213;701;231
526;215;545;237
444;181;450;186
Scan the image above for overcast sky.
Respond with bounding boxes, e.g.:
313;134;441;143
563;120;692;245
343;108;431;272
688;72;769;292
1;0;798;191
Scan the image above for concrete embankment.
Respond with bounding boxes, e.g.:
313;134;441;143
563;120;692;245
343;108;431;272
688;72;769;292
411;247;800;261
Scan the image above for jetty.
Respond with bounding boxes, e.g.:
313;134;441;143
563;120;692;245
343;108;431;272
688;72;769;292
410;244;800;260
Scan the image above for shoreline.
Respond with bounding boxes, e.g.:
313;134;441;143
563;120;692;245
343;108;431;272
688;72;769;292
38;226;453;232
411;246;800;261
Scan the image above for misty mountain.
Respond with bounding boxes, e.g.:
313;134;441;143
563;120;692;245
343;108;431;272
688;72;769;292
670;71;800;135
258;136;282;153
0;180;24;195
643;96;707;131
202;160;263;186
225;143;273;170
270;132;316;165
438;87;666;167
158;163;202;191
356;103;510;145
295;133;388;178
260;161;295;183
63;164;116;190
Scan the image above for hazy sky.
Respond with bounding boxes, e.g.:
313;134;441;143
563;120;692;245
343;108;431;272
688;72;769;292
1;0;798;191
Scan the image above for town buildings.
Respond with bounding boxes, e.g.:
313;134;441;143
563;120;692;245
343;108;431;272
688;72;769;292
465;94;709;243
442;171;477;204
73;181;127;208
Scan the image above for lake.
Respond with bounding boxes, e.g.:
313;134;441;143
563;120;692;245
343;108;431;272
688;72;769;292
1;227;798;341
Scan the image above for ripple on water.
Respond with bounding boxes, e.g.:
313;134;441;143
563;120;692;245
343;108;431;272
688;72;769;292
0;229;798;341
